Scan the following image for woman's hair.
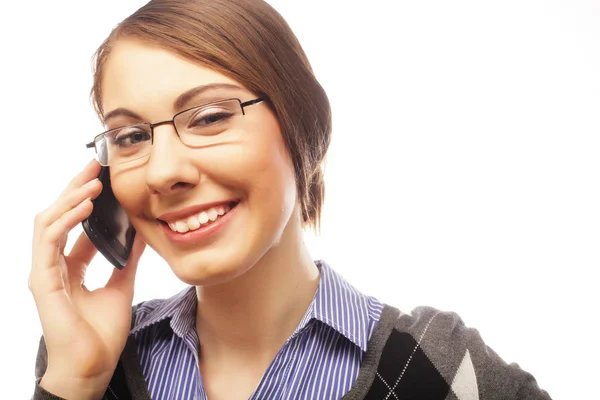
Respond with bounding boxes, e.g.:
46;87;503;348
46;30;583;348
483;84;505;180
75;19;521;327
90;0;331;230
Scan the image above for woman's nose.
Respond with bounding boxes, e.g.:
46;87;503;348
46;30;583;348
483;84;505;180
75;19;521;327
144;124;199;195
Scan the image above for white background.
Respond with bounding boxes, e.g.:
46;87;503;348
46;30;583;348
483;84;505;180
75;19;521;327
1;0;598;398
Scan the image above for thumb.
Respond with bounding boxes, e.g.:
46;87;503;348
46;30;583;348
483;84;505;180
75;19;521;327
106;234;146;299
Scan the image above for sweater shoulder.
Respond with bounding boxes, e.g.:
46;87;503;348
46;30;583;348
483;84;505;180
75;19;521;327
374;305;552;399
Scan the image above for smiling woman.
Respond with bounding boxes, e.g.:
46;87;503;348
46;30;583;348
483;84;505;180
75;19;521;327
27;1;552;399
101;39;307;289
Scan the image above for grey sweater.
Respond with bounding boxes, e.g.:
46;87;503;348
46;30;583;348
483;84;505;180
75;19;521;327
33;305;551;399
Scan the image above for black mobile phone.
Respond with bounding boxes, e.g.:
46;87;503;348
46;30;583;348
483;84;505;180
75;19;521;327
82;167;136;269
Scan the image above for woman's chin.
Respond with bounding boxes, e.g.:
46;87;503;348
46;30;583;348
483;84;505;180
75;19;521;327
167;254;249;287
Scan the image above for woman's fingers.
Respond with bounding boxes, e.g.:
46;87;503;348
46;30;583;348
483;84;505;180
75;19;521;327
36;179;102;233
31;199;94;297
42;199;95;251
33;159;101;234
106;234;146;301
61;159;101;197
68;231;98;265
30;160;102;300
65;232;98;289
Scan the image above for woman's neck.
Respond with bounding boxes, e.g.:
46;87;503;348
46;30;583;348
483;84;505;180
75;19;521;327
194;220;320;360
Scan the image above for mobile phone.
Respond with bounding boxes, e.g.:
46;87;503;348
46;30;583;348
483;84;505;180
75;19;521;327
82;167;136;269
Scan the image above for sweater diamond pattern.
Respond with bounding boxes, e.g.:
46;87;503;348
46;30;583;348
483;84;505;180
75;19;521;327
364;330;450;399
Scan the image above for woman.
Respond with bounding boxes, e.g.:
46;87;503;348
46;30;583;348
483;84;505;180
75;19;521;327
30;0;551;399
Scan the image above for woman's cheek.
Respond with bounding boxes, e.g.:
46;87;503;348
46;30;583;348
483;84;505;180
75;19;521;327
111;170;149;218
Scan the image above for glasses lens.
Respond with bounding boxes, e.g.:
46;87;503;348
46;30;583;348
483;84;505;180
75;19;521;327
175;99;242;147
100;123;153;166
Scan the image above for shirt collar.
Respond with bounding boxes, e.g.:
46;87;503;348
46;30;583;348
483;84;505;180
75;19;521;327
303;260;379;352
130;285;197;337
130;260;380;352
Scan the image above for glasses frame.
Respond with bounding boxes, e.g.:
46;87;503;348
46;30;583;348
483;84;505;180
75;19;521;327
86;96;268;165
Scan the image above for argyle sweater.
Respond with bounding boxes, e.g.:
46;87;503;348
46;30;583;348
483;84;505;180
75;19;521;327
33;305;551;399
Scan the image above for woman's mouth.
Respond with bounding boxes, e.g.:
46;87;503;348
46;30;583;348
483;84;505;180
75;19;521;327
162;201;239;233
158;200;240;246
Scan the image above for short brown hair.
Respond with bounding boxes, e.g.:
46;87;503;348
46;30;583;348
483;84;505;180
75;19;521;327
90;0;331;230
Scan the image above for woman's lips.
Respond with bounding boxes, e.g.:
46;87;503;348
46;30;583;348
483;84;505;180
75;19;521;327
160;201;239;246
158;199;239;222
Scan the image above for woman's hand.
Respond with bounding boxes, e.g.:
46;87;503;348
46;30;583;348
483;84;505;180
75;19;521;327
29;160;146;399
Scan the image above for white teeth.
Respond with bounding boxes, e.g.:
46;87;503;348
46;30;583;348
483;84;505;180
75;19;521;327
187;215;200;230
165;203;236;233
175;221;189;233
198;212;209;224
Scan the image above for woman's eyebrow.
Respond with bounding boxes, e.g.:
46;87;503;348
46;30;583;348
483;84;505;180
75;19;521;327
103;82;244;124
174;82;244;110
104;108;143;124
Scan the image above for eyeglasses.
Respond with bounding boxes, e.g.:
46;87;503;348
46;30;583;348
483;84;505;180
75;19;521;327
86;97;267;167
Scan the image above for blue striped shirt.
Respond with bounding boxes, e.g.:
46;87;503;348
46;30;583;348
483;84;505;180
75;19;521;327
130;261;383;399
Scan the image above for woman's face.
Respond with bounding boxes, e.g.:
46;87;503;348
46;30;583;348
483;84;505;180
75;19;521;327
101;39;298;286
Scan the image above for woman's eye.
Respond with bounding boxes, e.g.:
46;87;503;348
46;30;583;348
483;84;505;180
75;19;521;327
189;111;233;128
113;129;151;147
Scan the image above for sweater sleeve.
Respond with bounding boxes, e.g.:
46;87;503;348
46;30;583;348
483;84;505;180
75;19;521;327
396;306;552;399
32;336;66;400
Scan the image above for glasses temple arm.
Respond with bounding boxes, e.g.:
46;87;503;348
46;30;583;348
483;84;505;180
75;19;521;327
241;97;268;108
